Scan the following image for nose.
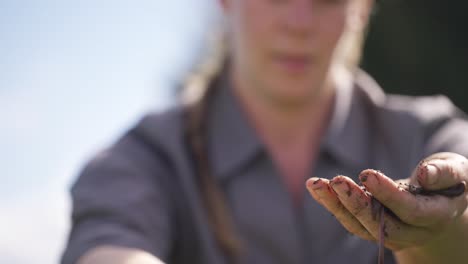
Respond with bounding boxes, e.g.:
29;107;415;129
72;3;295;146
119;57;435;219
284;0;315;34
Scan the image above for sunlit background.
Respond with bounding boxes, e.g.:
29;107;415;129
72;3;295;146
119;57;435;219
2;1;468;263
0;1;217;263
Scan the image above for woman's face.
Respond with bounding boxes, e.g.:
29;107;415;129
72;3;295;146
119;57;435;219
222;0;370;106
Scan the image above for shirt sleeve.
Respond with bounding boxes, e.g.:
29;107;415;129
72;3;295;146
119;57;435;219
422;98;468;157
61;131;175;264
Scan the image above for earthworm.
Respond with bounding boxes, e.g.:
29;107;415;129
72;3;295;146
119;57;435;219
369;182;466;264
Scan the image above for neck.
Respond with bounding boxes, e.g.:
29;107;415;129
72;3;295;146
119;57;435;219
230;68;338;207
230;73;336;151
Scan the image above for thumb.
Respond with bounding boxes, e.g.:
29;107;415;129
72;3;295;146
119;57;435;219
415;152;468;190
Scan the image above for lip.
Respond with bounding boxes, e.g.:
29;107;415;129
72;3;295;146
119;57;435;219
273;53;313;74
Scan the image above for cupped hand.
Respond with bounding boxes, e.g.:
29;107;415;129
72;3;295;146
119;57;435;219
306;152;468;252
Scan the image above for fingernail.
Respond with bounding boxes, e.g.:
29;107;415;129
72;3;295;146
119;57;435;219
359;169;379;184
360;174;368;182
425;164;438;185
331;180;352;197
306;178;322;190
360;171;372;182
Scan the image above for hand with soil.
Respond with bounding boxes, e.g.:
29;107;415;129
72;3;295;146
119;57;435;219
306;152;468;264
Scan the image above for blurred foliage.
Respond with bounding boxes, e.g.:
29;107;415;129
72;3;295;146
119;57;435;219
361;0;468;112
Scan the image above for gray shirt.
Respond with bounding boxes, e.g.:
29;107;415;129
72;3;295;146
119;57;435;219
61;70;468;264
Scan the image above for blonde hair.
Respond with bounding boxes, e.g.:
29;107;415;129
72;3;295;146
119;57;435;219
334;0;371;72
180;24;228;106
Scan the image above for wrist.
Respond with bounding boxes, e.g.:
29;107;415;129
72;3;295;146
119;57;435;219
395;210;468;264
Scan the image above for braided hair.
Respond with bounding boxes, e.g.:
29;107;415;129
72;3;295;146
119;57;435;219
181;31;242;263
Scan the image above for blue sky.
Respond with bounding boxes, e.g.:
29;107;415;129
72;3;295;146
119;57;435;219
0;1;218;262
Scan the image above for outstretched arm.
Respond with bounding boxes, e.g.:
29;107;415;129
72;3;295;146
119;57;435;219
78;246;165;264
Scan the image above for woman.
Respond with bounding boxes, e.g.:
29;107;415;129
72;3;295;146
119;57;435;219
62;0;468;263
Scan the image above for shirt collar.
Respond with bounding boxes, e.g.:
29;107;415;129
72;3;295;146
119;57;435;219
208;70;263;180
208;67;387;179
321;68;386;168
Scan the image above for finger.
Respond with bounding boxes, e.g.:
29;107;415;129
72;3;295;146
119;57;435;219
416;154;468;190
329;175;431;249
306;177;375;241
360;169;465;227
329;175;382;238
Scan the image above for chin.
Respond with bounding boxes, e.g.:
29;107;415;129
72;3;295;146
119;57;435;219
248;65;326;106
264;80;320;107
